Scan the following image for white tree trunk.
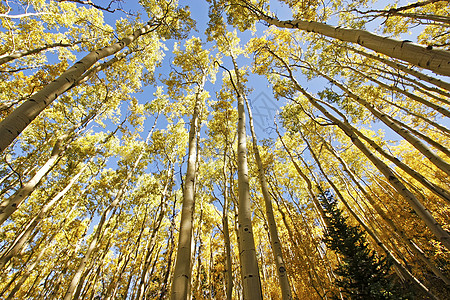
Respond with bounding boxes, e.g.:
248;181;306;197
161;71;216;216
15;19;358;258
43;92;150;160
0;22;155;153
170;77;206;300
255;10;450;76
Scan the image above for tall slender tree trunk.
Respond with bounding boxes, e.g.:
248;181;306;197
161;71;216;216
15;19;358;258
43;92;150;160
340;43;450;93
0;139;63;225
222;146;233;300
271;50;450;250
0;22;157;152
275;124;328;225
63;123;156;300
159;199;177;299
242;74;292;299
170;75;206;300
244;2;450;76
137;199;168;300
232;64;263;300
311;65;450;173
302;133;438;299
0;161;89;269
0;40;84;66
0;110;96;225
345;64;450;118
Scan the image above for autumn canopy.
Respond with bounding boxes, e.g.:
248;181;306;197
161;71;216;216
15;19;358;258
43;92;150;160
0;0;449;299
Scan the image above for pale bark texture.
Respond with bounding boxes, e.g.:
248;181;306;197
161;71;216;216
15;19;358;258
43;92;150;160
303;134;438;299
0;41;84;66
275;124;328;224
63;124;155;300
0;162;88;269
222;148;233;300
245;3;450;76
310;66;450;201
0;139;63;225
170;77;206;300
341;43;450;93
243;84;292;299
322;139;450;286
234;70;263;300
346;65;450;119
272;52;450;250
0;22;156;153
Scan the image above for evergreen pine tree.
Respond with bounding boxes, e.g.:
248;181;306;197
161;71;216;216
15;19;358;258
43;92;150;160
319;190;409;299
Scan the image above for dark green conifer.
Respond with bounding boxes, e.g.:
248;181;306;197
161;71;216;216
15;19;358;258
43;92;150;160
319;190;408;299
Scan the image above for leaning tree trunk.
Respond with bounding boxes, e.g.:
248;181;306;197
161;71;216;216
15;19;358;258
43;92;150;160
0;109;96;225
0;22;157;153
275;124;328;225
0;139;64;225
0;161;89;269
245;3;450;76
302;133;438;299
309;66;450;201
0;40;84;66
63;123;156;300
341;43;450;93
271;50;450;251
222;145;233;300
323;139;450;286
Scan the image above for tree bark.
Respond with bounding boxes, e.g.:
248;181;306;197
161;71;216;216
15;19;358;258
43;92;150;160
222;145;234;300
244;2;450;76
170;75;206;300
302;133;438;299
0;22;157;153
271;51;450;250
309;65;450;194
322;139;450;286
0;40;84;66
0;139;64;225
63;123;156;300
341;43;450;93
233;67;263;300
243;79;293;300
0;161;89;269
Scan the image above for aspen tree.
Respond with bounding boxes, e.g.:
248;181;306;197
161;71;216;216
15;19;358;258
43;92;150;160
63;120;157;300
0;24;153;153
343;64;450;119
275;124;328;224
233;0;450;76
137;192;170;300
169;37;214;300
234;72;263;299
211;25;276;296
0;110;96;225
215;53;265;299
339;43;450;93
243;79;293;300
355;63;450;102
269;182;331;299
304;65;450;201
0;161;89;269
0;40;85;66
268;48;450;250
104;204;151;300
222;150;234;300
206;85;237;299
0;1;193;153
321;138;450;286
1;204;79;298
301;131;437;299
